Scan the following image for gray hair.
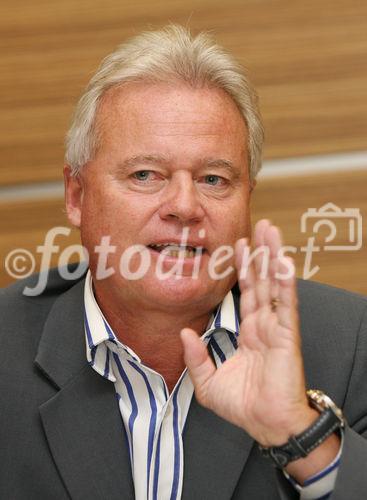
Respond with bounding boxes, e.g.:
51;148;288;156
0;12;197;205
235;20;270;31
65;24;264;180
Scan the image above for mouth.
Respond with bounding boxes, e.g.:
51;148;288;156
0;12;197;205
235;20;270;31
147;243;206;258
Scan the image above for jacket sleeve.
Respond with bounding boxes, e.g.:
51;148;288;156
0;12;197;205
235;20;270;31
330;302;367;500
276;301;367;500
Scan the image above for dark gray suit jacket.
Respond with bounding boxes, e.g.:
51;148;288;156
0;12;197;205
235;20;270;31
1;268;367;499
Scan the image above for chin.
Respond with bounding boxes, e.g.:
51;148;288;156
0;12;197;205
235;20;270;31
142;273;232;311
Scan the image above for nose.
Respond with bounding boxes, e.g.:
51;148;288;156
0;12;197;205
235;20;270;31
158;172;205;224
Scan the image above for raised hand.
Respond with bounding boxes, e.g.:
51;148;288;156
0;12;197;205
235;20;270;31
181;219;316;447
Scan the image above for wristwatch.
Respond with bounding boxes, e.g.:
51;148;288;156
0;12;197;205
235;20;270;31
259;389;344;468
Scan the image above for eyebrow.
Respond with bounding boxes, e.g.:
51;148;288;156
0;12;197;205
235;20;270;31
120;155;170;170
203;158;235;171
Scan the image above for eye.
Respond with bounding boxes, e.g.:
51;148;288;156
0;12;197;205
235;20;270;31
132;170;151;181
204;174;223;186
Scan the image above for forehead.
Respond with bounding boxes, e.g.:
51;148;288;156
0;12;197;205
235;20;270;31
96;81;247;142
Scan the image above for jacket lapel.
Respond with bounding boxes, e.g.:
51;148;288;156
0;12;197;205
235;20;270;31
182;396;255;500
35;280;134;500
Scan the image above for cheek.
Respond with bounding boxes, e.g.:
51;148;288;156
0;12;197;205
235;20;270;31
80;191;149;253
211;198;250;239
79;192;116;249
233;192;251;231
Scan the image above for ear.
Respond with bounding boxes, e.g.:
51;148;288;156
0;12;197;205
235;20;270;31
64;165;83;228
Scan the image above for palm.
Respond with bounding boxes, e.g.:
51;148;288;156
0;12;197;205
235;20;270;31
181;220;308;445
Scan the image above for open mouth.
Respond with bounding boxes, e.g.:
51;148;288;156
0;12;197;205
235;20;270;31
148;243;206;258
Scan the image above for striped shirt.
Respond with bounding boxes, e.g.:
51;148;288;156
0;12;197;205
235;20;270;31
83;271;340;499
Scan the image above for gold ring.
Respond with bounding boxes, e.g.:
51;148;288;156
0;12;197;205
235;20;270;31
270;298;280;312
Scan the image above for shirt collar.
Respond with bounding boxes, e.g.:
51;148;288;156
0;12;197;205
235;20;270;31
204;289;240;340
83;270;240;377
84;270;117;349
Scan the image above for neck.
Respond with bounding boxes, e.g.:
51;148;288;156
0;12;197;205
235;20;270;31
94;291;213;392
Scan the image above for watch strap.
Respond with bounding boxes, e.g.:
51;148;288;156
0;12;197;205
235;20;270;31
259;407;342;468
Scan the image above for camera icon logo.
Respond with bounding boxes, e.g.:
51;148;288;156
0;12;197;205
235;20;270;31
300;202;362;251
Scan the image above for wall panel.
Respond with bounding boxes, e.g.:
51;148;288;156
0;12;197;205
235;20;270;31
1;0;366;185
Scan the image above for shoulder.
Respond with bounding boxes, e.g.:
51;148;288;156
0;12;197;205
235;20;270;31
0;265;86;349
297;278;367;307
1;264;85;309
296;279;367;332
295;280;367;399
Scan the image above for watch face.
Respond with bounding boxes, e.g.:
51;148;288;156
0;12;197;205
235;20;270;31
307;389;344;423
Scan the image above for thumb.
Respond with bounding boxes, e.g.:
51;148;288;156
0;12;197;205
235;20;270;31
180;328;216;401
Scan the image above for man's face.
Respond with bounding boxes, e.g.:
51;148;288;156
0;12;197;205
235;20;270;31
65;82;253;315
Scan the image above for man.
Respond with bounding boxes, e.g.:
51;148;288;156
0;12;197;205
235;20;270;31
1;25;367;500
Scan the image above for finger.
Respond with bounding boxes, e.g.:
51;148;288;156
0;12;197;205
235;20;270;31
180;328;216;401
255;275;272;308
254;219;271;277
254;219;271;248
265;224;283;300
239;314;265;352
264;225;298;331
265;224;282;260
254;222;275;307
257;307;279;347
269;256;280;300
276;257;299;334
235;239;258;316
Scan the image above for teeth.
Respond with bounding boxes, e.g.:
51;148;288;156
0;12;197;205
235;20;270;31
159;244;182;251
150;244;198;258
164;248;195;258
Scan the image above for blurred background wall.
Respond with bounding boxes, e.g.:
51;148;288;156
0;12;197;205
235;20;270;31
1;0;366;293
